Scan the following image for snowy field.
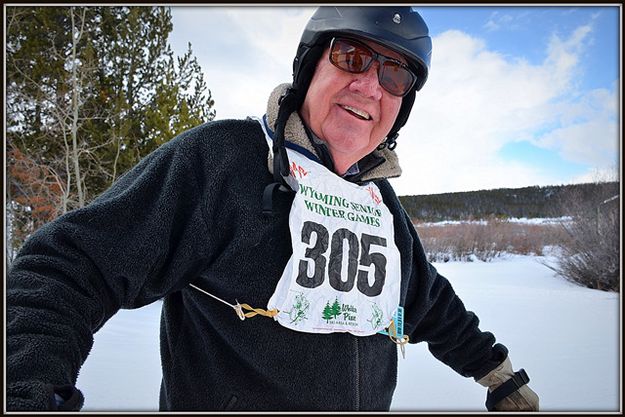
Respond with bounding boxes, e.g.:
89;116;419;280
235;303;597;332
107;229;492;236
416;216;573;227
76;255;621;412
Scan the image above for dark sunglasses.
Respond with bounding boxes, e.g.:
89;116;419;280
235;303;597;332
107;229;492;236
329;37;417;97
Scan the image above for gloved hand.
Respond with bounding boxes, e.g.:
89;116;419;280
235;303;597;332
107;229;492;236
476;356;539;411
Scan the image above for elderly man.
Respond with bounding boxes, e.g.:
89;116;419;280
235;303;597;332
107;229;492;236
7;7;538;411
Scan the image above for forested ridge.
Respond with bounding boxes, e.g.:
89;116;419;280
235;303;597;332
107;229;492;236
399;182;620;221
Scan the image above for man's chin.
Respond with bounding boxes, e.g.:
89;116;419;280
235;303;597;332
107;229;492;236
326;138;367;155
324;126;371;146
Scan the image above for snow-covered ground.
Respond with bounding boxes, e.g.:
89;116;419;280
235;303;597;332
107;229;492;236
417;216;572;227
76;255;621;412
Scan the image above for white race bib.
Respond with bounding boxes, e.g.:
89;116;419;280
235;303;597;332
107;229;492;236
257;116;401;336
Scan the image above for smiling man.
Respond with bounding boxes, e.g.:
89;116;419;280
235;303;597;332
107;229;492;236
7;6;539;412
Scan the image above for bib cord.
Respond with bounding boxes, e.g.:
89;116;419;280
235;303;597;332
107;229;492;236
189;284;278;321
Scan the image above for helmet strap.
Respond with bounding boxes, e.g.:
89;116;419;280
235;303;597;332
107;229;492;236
263;43;325;215
262;88;299;215
274;89;299;177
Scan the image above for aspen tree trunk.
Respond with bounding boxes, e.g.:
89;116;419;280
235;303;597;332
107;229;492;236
111;131;121;184
61;129;71;214
69;7;85;207
6;171;14;269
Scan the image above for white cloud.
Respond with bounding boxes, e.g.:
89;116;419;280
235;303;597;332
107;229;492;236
483;11;528;32
544;24;592;91
533;115;619;166
390;24;618;195
221;7;314;73
169;7;619;195
170;6;315;119
569;167;620;184
483;20;500;32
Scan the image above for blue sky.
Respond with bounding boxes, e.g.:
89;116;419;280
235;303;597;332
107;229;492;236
419;6;619;91
169;6;620;195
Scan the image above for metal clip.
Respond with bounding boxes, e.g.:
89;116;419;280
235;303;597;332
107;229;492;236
389;333;409;359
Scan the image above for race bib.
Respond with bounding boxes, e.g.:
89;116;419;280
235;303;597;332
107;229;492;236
257;116;401;336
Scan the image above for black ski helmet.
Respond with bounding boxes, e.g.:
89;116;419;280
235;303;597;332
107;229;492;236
292;6;432;145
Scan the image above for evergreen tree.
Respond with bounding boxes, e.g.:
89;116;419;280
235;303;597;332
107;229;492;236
331;298;341;319
322;302;334;323
6;6;216;264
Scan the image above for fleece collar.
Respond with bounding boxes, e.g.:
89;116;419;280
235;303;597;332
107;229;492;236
264;83;402;183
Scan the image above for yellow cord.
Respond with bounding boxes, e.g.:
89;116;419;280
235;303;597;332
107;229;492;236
234;303;408;350
191;278;408;349
236;303;279;319
191;283;407;349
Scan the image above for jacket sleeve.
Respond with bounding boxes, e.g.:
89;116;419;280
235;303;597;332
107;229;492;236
400;209;507;379
6;130;212;410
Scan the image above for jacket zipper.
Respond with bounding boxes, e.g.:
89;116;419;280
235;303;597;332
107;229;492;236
354;336;360;411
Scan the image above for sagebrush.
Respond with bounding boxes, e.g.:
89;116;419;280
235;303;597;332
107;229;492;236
414;218;568;262
548;187;620;292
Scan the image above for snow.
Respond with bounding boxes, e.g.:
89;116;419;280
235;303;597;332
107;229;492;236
417;216;572;227
76;255;621;412
418;219;489;226
505;216;573;224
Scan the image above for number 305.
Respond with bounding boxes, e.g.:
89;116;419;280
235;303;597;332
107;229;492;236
296;221;387;297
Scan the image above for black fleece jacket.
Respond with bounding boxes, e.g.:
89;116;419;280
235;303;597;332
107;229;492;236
7;114;506;411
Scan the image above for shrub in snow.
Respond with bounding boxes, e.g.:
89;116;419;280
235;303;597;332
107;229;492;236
548;187;620;292
415;217;567;263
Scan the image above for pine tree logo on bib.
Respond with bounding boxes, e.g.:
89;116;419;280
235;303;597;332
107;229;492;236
321;298;358;326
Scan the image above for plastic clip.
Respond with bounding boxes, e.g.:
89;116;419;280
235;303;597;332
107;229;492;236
233;301;246;321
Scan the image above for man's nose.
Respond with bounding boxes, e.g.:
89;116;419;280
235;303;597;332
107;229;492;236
349;62;383;100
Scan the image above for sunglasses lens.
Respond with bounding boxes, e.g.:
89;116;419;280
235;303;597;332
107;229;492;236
330;38;416;97
330;39;373;73
380;61;415;97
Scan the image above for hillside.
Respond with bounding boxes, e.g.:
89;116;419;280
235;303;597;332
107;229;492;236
399;182;620;222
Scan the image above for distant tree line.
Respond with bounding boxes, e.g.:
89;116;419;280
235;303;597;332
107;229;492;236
6;6;216;266
399;182;620;222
